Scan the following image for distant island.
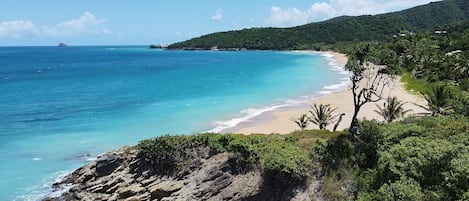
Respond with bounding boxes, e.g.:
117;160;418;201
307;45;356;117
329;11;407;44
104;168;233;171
149;44;167;49
58;43;68;47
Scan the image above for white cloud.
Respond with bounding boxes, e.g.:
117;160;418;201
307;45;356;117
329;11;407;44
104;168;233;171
176;32;183;37
211;9;223;21
307;2;337;21
265;6;308;27
0;20;39;38
44;12;110;37
265;0;438;27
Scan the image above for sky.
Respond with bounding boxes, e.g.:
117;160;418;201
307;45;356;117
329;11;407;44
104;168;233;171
0;0;439;46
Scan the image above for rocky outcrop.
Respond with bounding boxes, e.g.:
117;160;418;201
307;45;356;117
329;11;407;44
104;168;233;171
43;146;322;201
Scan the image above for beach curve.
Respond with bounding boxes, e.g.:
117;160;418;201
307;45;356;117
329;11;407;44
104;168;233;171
225;51;428;134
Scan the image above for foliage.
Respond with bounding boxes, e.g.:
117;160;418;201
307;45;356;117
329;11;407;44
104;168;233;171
138;133;313;179
309;103;337;130
374;96;412;122
168;0;468;50
348;116;468;200
377;177;425;201
314;116;469;200
400;72;429;94
416;84;454;116
452;90;469;116
138;135;202;175
346;42;396;131
290;113;310;131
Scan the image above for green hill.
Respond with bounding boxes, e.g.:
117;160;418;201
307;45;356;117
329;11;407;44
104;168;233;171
168;0;469;50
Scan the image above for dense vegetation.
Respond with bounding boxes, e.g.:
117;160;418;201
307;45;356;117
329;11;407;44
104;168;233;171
137;116;469;200
168;0;468;50
138;131;340;180
314;116;469;201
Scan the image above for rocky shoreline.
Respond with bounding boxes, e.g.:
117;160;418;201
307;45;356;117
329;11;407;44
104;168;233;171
43;145;325;201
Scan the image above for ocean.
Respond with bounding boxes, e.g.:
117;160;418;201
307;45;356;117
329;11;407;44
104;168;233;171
0;46;347;200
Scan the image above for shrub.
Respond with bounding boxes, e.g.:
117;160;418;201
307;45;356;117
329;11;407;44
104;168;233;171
138;133;312;179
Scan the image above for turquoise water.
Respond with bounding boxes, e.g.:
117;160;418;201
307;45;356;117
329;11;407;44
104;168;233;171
0;46;346;200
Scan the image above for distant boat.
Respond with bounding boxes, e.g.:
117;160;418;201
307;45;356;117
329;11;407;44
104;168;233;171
58;43;68;47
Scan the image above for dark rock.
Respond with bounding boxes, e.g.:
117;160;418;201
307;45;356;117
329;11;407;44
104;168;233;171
42;146;317;201
95;152;123;176
149;181;183;200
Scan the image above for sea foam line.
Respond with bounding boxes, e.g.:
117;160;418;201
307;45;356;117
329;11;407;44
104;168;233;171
208;52;350;133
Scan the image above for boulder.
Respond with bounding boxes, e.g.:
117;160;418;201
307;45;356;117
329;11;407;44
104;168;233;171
95;152;123;176
149;181;183;200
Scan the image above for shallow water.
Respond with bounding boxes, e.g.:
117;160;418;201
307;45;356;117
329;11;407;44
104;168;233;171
0;46;346;200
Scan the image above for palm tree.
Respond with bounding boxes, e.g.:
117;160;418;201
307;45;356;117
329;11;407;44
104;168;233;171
415;85;453;116
374;96;412;122
309;103;337;130
290;114;310;131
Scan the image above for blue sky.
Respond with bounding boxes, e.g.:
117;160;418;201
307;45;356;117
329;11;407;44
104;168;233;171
0;0;437;46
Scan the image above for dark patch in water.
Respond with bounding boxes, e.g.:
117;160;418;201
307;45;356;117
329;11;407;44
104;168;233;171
20;117;61;123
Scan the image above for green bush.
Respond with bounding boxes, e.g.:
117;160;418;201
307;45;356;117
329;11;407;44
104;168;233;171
354;116;469;200
378;177;424;201
138;133;312;179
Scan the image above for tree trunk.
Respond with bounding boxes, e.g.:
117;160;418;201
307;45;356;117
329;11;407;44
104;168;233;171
349;106;360;133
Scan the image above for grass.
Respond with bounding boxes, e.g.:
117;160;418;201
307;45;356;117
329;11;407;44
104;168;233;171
400;72;430;94
287;129;344;150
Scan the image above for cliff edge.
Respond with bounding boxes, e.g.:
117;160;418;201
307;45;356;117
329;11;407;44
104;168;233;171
43;142;323;201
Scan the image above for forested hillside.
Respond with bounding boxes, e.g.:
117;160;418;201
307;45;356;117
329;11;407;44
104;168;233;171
168;0;468;50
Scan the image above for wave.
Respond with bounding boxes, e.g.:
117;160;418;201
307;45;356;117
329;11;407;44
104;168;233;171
14;170;71;201
208;52;350;133
208;101;301;133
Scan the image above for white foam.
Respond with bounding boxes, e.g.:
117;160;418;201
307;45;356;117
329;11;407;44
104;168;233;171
207;51;351;133
32;157;42;161
323;80;349;91
208;101;302;133
86;157;97;161
15;170;72;201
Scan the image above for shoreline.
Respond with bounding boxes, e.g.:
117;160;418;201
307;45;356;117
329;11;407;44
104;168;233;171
222;51;427;134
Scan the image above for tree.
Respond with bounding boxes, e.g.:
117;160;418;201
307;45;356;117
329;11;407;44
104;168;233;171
290;114;310;131
374;96;412;122
346;43;396;133
415;84;453;116
309;103;337;130
333;113;346;132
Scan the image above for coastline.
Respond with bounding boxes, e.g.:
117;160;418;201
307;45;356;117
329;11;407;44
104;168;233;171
223;51;428;134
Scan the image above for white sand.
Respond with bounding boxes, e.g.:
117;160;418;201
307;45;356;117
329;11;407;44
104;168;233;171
231;51;428;134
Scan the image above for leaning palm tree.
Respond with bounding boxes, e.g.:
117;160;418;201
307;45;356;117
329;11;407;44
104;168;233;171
374;96;412;122
290;114;310;131
309;103;337;130
415;85;453;116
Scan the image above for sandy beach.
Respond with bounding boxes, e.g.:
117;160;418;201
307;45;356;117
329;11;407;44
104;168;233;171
227;51;428;134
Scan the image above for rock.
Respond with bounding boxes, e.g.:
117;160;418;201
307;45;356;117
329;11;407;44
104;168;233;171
95;152;123;176
149;181;183;200
42;146;319;201
117;184;145;199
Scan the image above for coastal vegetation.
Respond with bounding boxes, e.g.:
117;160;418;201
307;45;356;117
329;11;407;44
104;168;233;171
309;103;338;130
374;96;412;122
314;115;469;200
138;133;314;180
168;0;468;50
290;114;311;131
134;115;469;200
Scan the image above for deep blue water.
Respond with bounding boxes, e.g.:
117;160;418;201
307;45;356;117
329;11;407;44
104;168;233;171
0;46;346;200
